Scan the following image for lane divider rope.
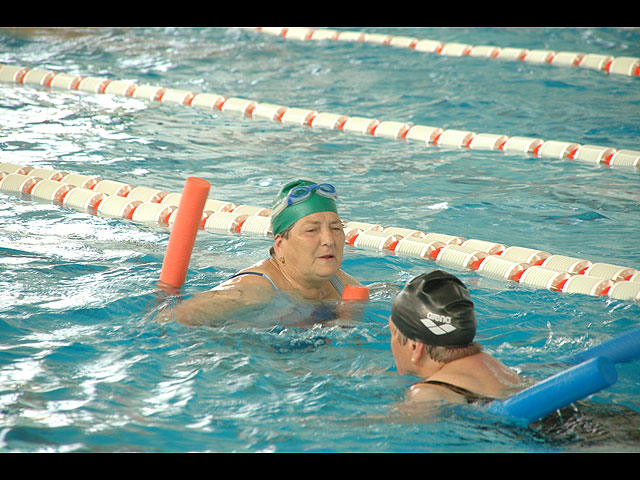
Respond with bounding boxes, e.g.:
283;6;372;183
1;63;638;170
247;27;640;78
1;162;639;303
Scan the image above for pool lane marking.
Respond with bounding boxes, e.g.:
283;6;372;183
1;64;638;170
248;27;640;78
1;165;639;303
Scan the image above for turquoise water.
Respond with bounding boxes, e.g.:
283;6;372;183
1;27;639;452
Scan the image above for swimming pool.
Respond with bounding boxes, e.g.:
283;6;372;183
1;27;639;452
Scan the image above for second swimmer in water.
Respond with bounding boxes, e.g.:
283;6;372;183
389;270;521;404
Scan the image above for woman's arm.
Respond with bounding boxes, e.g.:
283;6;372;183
157;276;277;326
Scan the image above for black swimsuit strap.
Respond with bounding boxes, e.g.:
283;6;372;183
421;380;494;404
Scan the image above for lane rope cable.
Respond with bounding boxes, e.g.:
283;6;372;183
1;63;638;171
248;27;640;78
2;162;639;303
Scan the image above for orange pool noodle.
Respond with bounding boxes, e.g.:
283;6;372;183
159;177;210;289
342;285;370;301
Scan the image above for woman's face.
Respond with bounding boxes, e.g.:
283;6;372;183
277;211;345;284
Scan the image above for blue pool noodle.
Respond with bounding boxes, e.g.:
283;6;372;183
488;356;618;424
561;326;640;366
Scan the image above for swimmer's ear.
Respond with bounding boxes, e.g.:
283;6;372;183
410;340;425;364
273;233;286;256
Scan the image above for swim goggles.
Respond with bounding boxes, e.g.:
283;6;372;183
271;183;338;218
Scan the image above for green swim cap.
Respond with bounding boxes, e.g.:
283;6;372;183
270;179;339;235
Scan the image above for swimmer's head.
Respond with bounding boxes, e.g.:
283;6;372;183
391;270;476;348
270;179;339;236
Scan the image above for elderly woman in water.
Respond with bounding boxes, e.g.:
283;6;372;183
167;179;363;325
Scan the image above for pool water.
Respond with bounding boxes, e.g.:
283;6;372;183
1;27;639;452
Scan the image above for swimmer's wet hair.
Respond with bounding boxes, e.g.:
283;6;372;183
389;320;483;363
269;223;293;257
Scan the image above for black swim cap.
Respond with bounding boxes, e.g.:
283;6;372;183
391;270;476;348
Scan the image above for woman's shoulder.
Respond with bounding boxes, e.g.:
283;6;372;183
407;381;467;404
217;259;279;288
